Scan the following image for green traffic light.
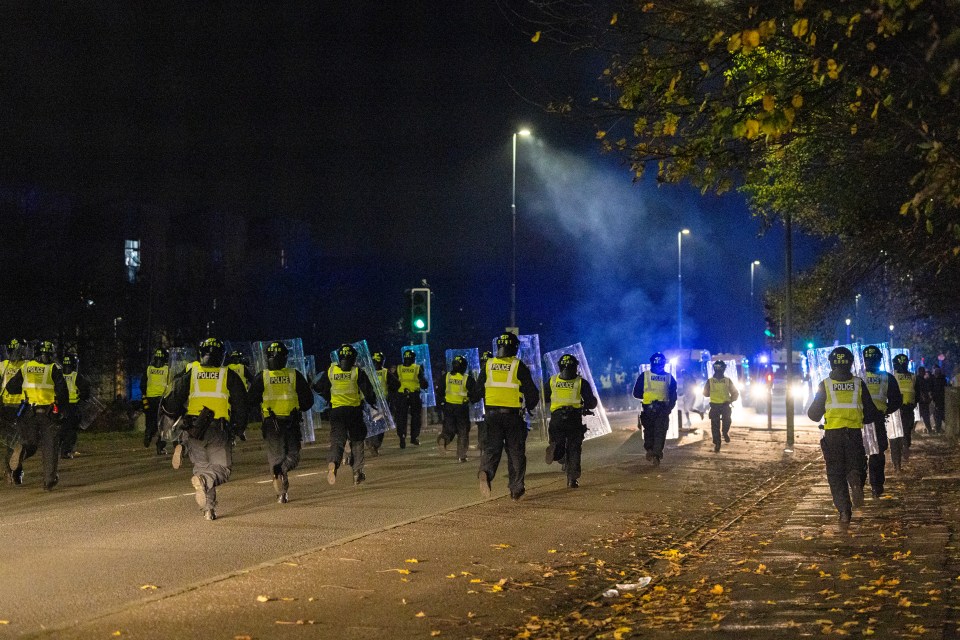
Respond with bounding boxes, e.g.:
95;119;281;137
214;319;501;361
807;342;814;349
764;329;775;338
414;318;425;330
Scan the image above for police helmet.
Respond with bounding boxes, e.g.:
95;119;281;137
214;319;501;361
496;332;520;358
451;355;468;373
6;338;21;353
713;359;727;372
152;347;169;364
37;340;56;355
558;354;579;376
198;337;225;365
62;353;78;368
338;344;358;367
402;348;417;364
480;350;493;363
892;353;910;372
225;350;245;365
650;352;666;367
372;351;385;364
862;345;883;368
828;346;854;369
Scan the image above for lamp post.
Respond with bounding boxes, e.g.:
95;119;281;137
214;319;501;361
510;128;531;330
677;229;690;349
889;323;895;345
750;260;760;302
845;317;852;343
855;293;861;338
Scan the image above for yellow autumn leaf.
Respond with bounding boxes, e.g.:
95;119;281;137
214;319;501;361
415;611;426;618
792;18;809;38
0;621;9;625
827;58;839;79
870;65;879;77
491;543;512;549
762;94;775;112
792;94;804;108
727;32;742;53
610;12;618;25
794;0;805;9
642;2;655;12
596;130;607;140
744;119;760;139
446;574;457;578
871;102;879;119
256;595;273;602
491;584;504;592
531;31;541;43
405;558;419;563
699;60;709;72
744;29;760;47
140;584;159;590
548;549;557;553
614;627;633;640
431;632;441;637
470;578;482;583
112;633;122;638
710;584;725;595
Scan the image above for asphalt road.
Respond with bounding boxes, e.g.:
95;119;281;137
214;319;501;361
0;411;822;639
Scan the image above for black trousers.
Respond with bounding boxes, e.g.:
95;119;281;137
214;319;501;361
640;408;670;459
709;402;732;447
184;420;232;510
262;416;302;476
479;411;527;494
548;410;586;481
440;402;471;458
328;406;367;474
820;427;865;516
143;397;165;451
863;420;889;493
17;410;61;486
918;402;932;432
59;405;81;456
394;392;422;440
1;405;19;476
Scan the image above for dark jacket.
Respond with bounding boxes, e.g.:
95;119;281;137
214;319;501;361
632;370;678;412
543;375;599;413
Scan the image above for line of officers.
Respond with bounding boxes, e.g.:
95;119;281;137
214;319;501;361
134;332;608;521
806;345;921;526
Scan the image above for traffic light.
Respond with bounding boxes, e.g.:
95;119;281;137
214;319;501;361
410;287;430;333
764;328;776;338
807;342;814;349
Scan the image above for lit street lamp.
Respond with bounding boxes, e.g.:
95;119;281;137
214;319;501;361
845;317;852;343
889;323;895;344
750;260;760;302
677;229;690;349
510;128;531;330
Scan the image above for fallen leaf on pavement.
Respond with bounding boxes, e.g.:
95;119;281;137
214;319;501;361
139;585;159;590
405;558;419;563
430;631;441;636
415;611;426;618
710;585;724;595
256;596;273;603
492;544;511;549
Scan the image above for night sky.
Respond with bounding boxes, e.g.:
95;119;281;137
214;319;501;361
0;2;823;366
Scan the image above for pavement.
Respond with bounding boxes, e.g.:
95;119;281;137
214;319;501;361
0;412;957;639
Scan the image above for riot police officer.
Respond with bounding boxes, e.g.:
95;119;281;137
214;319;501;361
3;341;69;490
59;353;91;459
225;350;254;390
471;333;539;500
891;354;916;472
247;341;314;503
861;345;902;497
703;360;740;453
160;337;248;521
437;355;476;462
632;353;678;466
395;348;428;447
1;339;26;484
544;354;598;488
807;347;882;525
140;348;170;455
314;344;377;485
367;351;398;456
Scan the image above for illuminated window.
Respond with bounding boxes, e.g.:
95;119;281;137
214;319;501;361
124;239;140;283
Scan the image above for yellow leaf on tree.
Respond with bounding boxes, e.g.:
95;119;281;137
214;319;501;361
744;119;760;139
762;94;775;112
727;32;742;53
871;102;879;119
792;94;804;108
699;61;709;72
642;3;655;12
870;65;879;77
610;13;618;25
744;30;760;47
792;18;809;38
531;31;541;43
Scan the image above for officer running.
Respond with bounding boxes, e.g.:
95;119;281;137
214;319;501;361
807;347;882;525
4;341;69;490
314;344;378;486
702;360;740;453
366;351;397;456
59;353;91;459
437;354;476;462
632;352;678;466
160;337;248;521
544;354;599;488
471;333;539;501
395;348;428;447
247;341;314;504
140;348;171;455
861;345;902;498
1;339;27;484
891;353;916;472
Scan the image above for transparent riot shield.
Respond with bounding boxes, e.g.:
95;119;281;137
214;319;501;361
167;347;198;382
638;363;680;440
330;340;395;437
806;342;864;391
862;422;880;456
304;354;328;422
253;338;316;443
542;343;612;441
78;396;106;431
888;409;905;439
491;334;546;435
400;344;436;408
888;347;912;372
446;348;484;422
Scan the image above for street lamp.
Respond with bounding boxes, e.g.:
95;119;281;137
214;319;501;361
750;260;760;302
889;323;895;345
854;293;861;337
677;229;690;349
845;317;851;343
510;128;531;330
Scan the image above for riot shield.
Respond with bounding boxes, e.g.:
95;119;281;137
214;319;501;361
888;347;912;372
446;348;484;422
862;422;880;456
542;343;612;441
304;354;328;425
888;409;905;439
400;344;436;408
638;362;680;440
253;338;316;443
330;340;395;437
167;347;198;383
78;396;106;431
806;342;864;392
491;334;546;434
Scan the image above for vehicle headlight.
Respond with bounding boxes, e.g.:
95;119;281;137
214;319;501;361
790;383;806;398
750;385;768;401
